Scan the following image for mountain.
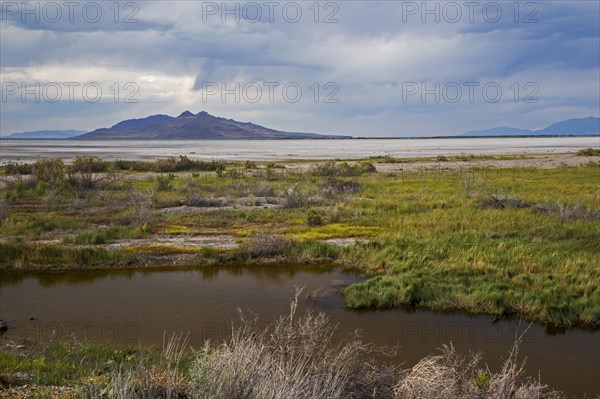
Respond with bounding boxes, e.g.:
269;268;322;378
535;117;600;135
77;111;350;140
4;129;86;139
460;117;599;137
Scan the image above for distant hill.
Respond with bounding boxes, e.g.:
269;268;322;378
4;129;86;139
460;117;599;137
535;117;600;135
78;111;350;140
461;127;533;137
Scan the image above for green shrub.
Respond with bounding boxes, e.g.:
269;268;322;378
33;158;65;184
154;156;226;173
67;156;107;189
0;243;24;263
3;162;34;175
306;209;324;226
577;147;600;156
313;161;376;177
155;173;175;191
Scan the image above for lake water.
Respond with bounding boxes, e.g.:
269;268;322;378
0;137;598;163
0;265;598;397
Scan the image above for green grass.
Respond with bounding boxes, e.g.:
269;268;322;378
338;166;599;327
65;225;151;245
0;339;139;393
0;243;131;270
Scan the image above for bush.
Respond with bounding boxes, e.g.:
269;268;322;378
313;161;376;177
476;191;529;209
188;297;397;399
154;156;226;173
68;156;107;189
394;336;563;399
320;178;362;197
306;209;324;226
125;190;155;225
0;243;24;264
283;186;316;209
155;173;175;191
3;162;33;175
533;202;600;221
113;159;153;171
577;148;600;156
242;234;294;258
0;197;9;223
33;158;65;184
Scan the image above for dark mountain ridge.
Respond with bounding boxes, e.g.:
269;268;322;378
77;111;350;139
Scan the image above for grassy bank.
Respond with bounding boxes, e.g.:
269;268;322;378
0;300;564;399
0;154;599;327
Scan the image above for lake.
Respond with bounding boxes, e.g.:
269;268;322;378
0;137;598;163
0;265;598;397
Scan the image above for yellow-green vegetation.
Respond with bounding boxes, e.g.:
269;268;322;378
0;156;599;327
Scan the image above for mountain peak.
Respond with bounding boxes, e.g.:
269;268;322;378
177;111;194;118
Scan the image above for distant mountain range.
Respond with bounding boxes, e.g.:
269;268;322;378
5;129;86;139
460;117;599;137
77;111;349;140
3;115;598;140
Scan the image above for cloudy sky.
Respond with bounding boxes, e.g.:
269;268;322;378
1;0;599;137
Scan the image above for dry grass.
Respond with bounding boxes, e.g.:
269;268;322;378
394;329;563;399
533;202;600;222
187;292;397;399
476;192;529;209
282;185;317;209
241;234;295;258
